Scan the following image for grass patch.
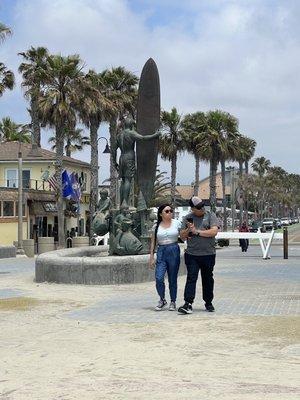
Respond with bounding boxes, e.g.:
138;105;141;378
0;296;40;311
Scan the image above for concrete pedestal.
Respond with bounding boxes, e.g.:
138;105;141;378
72;237;90;248
38;237;55;254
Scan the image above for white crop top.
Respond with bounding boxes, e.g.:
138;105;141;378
154;219;181;245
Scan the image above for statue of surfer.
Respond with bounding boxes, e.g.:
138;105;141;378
112;116;160;207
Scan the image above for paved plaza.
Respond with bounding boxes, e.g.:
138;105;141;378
0;243;299;399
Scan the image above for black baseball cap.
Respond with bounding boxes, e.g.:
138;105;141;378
189;196;205;210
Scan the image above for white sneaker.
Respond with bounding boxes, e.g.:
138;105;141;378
155;299;167;311
169;301;176;311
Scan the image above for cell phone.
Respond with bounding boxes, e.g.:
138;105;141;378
186;217;193;224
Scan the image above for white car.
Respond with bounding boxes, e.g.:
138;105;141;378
280;217;290;226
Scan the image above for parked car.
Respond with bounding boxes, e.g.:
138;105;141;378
262;218;277;231
249;220;263;232
274;218;282;229
280;217;290;226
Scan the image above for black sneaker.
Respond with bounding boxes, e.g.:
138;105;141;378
178;302;193;314
205;303;215;312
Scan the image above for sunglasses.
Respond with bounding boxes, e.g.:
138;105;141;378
164;209;173;214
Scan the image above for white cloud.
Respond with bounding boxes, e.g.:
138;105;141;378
0;0;299;184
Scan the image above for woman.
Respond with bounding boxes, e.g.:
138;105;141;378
239;221;249;252
149;204;181;311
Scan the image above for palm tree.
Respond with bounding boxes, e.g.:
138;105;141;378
181;112;207;197
0;117;31;143
0;23;14;97
200;110;239;212
18;46;49;146
234;135;257;224
79;69;115;223
48;127;90;156
104;67;138;207
38;54;84;248
159;108;185;207
251;156;271;178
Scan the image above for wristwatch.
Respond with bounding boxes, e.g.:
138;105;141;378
196;231;201;237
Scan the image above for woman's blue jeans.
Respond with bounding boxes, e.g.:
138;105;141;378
155;243;180;302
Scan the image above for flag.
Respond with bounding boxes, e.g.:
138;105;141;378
47;173;58;191
70;172;81;202
62;170;74;199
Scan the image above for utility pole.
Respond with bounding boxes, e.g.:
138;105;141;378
16;144;25;255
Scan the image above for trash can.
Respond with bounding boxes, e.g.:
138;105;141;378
72;236;90;248
38;237;55;254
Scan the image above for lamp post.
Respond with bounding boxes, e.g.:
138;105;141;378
89;136;110;237
16;143;25;255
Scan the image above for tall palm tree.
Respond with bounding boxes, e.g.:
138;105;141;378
48;127;90;156
251;156;271;178
200;110;239;212
159;108;184;207
79;69;115;222
234;135;257;224
38;54;84;247
18;46;49;146
0;23;14;97
181;112;208;197
0;117;31;143
104;67;138;207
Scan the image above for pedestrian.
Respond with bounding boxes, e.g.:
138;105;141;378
149;204;181;311
178;197;219;314
239;221;249;252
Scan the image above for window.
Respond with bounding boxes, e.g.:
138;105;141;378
22;170;31;189
6;170;17;188
5;169;31;188
3;201;14;216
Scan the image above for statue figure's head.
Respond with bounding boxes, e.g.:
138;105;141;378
99;188;109;199
124;116;135;129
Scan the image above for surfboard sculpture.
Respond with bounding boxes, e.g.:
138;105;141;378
136;58;160;207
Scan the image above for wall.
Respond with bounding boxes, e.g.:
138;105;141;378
0;220;28;245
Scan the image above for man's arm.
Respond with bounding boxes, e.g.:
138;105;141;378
180;228;190;241
190;225;218;238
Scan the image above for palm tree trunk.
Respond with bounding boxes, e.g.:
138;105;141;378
55;125;65;248
238;160;244;226
89;118;99;234
221;159;227;231
244;160;249;225
209;153;218;212
170;154;177;207
66;138;71;157
245;160;249;175
193;153;200;196
109;117;118;207
31;97;41;147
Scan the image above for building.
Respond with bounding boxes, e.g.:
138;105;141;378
175;171;232;205
0;142;91;246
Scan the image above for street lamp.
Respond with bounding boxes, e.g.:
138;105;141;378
97;136;110;153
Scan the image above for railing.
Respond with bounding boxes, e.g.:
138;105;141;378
0;179;55;191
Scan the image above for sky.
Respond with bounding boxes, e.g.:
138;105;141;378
0;0;299;184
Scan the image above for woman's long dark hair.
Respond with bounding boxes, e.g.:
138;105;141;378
154;203;172;246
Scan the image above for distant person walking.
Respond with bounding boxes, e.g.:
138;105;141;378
178;197;219;314
239;221;249;252
149;204;181;311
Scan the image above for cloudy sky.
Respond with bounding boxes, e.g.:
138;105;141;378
0;0;299;184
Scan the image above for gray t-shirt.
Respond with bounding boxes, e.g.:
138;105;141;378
181;211;218;256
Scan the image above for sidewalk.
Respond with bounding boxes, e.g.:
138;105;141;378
0;246;299;400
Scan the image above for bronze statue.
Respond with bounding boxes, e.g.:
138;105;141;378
92;189;111;236
112;116;160;208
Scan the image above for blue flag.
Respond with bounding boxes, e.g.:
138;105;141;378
70;172;81;202
62;170;74;199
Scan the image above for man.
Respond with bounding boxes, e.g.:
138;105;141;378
178;196;219;314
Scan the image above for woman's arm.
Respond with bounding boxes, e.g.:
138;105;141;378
149;233;156;268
